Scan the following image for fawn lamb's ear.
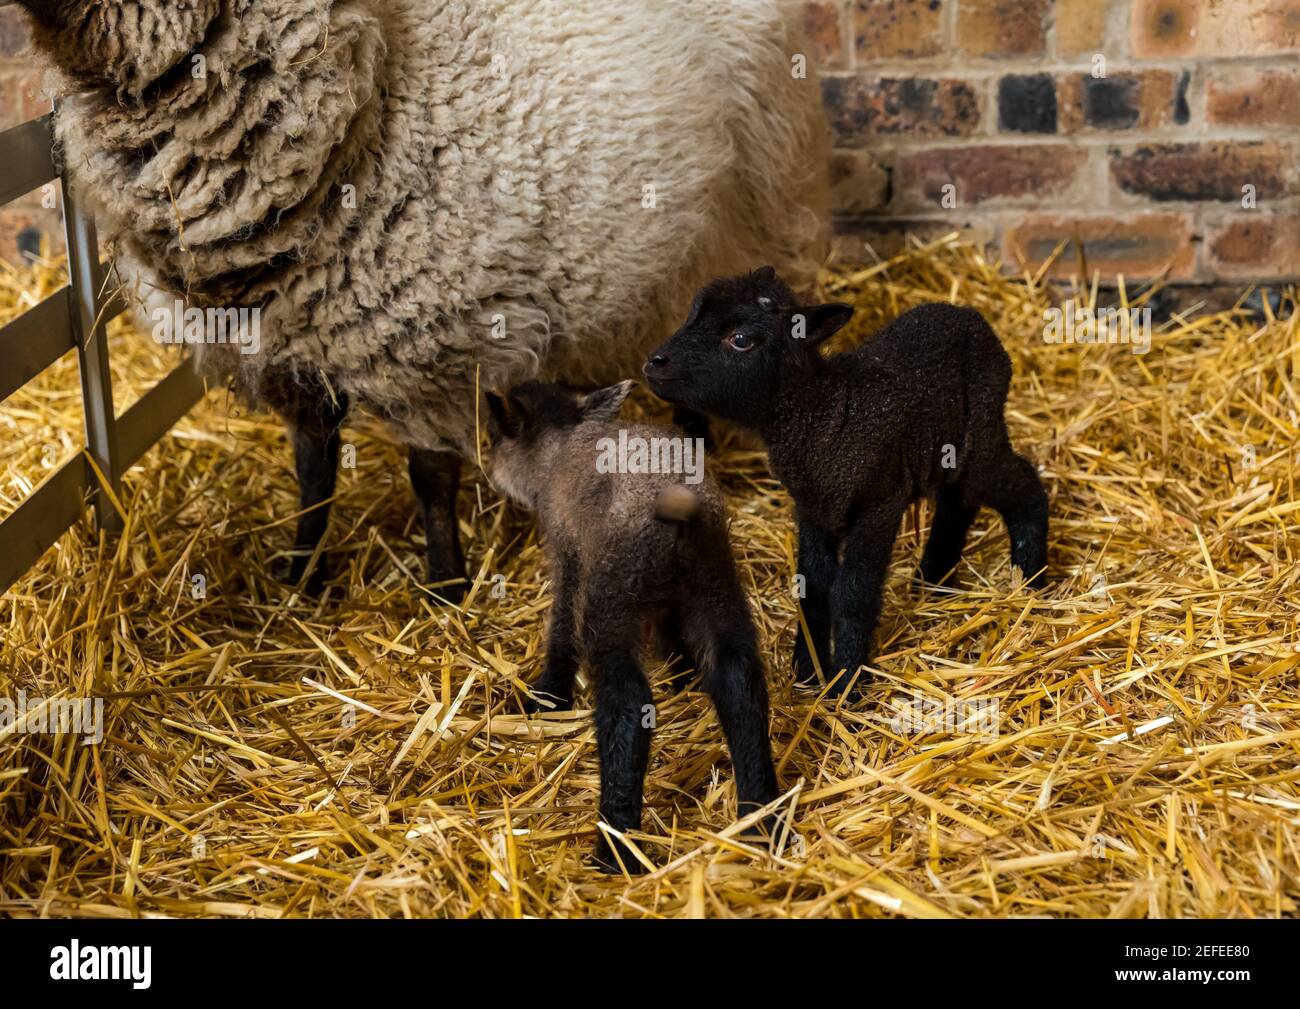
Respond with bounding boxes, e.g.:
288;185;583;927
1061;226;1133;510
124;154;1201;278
485;393;518;438
798;303;856;348
580;380;635;421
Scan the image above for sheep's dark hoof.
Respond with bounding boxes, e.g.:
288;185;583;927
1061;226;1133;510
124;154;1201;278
592;835;647;875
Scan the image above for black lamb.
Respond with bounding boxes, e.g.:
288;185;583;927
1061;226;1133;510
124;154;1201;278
486;380;778;871
644;268;1049;696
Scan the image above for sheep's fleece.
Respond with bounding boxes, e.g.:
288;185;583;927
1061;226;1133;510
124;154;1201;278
35;0;830;453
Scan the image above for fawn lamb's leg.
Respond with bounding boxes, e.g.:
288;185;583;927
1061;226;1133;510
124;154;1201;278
829;499;906;695
793;514;837;686
408;447;468;602
681;541;779;822
525;549;581;713
584;592;654;874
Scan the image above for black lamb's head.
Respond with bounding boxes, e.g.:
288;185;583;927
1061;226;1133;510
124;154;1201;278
643;267;854;425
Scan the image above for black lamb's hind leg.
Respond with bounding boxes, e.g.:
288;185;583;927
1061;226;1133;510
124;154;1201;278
981;450;1049;589
284;391;349;595
409;447;468;603
919;485;978;587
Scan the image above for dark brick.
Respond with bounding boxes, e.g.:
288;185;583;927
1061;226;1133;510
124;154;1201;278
801;2;848;71
1110;142;1293;203
1083;76;1140;129
998;74;1057;134
823;75;982;143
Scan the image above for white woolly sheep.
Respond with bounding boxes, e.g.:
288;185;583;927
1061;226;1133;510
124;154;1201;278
16;0;830;597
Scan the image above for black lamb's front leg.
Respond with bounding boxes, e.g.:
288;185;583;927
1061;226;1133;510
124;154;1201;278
793;515;836;687
525;548;581;713
408;447;468;603
285;392;349;595
828;500;905;696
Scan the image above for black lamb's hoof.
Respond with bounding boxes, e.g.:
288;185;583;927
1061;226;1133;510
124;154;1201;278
592;835;647;875
277;554;331;597
522;685;573;715
423;575;468;605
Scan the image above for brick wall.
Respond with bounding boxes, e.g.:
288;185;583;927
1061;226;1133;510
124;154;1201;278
804;0;1300;288
2;3;1298;288
0;5;58;265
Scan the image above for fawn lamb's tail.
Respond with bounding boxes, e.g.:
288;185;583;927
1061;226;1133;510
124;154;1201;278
655;485;700;525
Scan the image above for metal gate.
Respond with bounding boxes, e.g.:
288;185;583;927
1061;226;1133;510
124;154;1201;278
0;107;203;594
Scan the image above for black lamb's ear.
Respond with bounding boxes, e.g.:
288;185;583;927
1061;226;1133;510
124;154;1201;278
754;265;777;284
581;380;634;421
794;303;855;347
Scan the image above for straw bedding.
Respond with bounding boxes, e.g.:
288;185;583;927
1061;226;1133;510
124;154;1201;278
1;234;1297;918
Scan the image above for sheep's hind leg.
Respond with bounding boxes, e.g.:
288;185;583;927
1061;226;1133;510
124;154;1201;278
918;485;978;587
409;448;468;603
283;392;349;595
980;451;1049;589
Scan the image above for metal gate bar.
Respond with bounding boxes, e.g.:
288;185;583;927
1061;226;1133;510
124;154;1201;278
0;103;204;594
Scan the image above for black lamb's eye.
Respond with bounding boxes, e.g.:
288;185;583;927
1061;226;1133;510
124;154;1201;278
726;332;755;352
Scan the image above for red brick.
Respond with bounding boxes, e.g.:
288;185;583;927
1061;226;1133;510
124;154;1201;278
958;0;1050;57
828;148;891;214
853;0;944;60
800;2;849;71
0;69;52;130
0;205;64;266
1056;0;1115;57
1003;214;1197;281
1207;67;1300;127
895;144;1087;208
1133;0;1300;59
1110;142;1295;203
822;75;982;143
1207;213;1300;278
1058;70;1187;133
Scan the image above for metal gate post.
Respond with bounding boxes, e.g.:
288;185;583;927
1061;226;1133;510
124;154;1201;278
59;127;123;533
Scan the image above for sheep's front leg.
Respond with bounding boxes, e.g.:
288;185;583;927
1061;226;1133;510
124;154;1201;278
525;549;581;713
284;392;349;595
793;514;837;687
408;448;468;603
829;500;905;696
